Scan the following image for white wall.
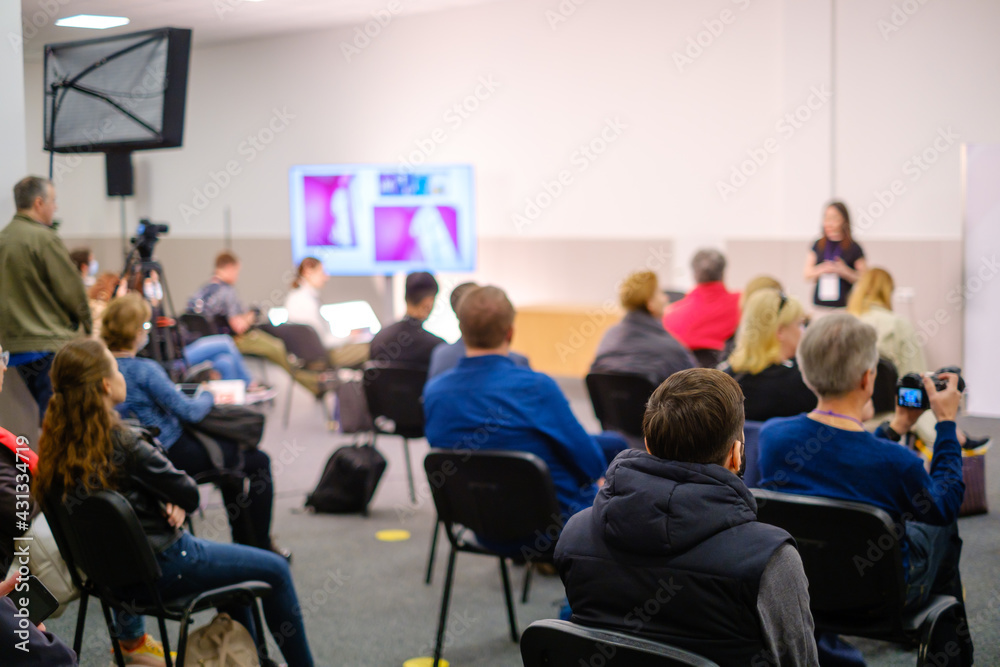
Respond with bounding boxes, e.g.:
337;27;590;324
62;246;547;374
2;0;27;214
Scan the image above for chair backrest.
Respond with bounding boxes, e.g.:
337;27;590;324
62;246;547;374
690;349;721;369
178;312;218;340
750;489;906;631
520;619;720;667
43;489;162;595
741;420;763;488
872;357;900;414
424;450;561;550
273;323;328;365
363;362;428;439
585;372;657;438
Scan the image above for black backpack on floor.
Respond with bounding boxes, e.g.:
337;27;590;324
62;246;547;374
306;443;387;515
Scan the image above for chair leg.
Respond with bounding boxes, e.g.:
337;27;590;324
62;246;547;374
402;437;416;503
433;548;458;667
99;598;126;667
250;599;271;661
425;517;440;585
158;614;174;667
521;562;533;604
73;590;89;655
498;557;519;642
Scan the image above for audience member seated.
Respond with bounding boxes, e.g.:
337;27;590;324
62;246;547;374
555;369;818;666
590;270;695;385
69;246;98;287
662;249;740;367
188;251;320;395
35;338;314;667
758;314;970;646
87;272;126;341
427;281;529;379
0;343;37;575
0;569;77;666
424;286;627;524
741;274;782;307
370;272;445;368
101;295;285;558
721;289;816;421
284;257;370;368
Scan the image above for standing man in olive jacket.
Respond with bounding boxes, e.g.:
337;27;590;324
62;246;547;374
0;177;91;422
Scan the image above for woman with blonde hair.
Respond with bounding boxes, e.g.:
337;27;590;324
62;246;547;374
35;338;314;666
591;270;695;385
722;288;816;420
846;267;924;377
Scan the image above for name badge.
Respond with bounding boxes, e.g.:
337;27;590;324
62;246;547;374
818;273;840;302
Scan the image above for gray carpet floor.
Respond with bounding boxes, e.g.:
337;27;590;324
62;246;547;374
48;373;1000;667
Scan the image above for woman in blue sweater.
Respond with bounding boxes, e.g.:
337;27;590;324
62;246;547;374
101;295;284;558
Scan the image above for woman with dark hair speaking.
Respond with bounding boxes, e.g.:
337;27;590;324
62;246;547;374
34;338;315;667
803;201;867;309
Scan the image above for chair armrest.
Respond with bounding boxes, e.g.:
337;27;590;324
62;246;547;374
182;581;273;615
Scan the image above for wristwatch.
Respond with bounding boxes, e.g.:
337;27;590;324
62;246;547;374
879;420;902;442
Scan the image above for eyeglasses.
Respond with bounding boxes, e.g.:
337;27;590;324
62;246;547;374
777;293;788;313
0;351;8;369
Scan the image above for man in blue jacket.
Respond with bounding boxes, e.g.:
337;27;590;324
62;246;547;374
424;286;625;526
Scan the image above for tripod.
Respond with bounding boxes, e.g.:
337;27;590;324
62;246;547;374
121;246;185;376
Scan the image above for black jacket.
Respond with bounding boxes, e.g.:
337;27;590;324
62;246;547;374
555;449;792;666
50;426;200;555
0;443;34;574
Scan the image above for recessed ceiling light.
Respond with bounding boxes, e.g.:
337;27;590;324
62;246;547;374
55;15;131;30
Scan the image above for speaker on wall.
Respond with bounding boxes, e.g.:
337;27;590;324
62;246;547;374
105;151;134;197
43;27;192;154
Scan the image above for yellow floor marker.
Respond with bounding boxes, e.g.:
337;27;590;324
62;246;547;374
375;529;411;542
403;658;449;667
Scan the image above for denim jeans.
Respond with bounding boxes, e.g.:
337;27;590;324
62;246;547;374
14;353;54;424
115;533;314;666
184;335;252;384
595;432;630;464
904;521;964;609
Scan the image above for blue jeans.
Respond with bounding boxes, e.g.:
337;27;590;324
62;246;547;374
595;432;629;464
115;533;313;667
13;353;55;425
184;335;252;384
904;521;964;609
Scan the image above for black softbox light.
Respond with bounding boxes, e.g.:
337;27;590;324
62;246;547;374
43;27;192;154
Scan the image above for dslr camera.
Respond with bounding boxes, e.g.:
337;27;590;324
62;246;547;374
896;366;965;410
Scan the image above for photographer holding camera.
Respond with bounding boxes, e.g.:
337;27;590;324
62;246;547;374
758;313;970;658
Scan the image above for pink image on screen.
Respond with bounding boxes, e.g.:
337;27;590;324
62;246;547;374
303;175;356;247
374;206;459;263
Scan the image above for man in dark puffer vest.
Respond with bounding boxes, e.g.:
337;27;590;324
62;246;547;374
555;368;819;666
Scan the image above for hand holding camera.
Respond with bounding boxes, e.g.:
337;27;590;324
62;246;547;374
895;367;965;427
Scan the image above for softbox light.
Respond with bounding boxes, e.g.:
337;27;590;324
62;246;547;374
43;27;192;153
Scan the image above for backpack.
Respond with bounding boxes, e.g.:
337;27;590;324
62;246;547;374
305;443;386;515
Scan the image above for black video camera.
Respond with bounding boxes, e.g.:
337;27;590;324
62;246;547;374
896;366;965;410
131;219;169;260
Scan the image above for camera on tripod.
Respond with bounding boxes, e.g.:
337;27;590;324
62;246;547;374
130;219;169;260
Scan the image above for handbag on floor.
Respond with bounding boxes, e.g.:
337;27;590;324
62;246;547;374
306;442;386;515
184;612;260;666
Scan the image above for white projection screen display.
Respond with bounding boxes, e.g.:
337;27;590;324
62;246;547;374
962;144;1000;417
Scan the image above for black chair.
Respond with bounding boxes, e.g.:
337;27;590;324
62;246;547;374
520;619;720;667
585;372;657;439
873;357;900;415
424;450;562;667
268;323;333;427
363;361;428;503
41;490;273;667
751;489;972;666
178;312;218;342
742;420;764;488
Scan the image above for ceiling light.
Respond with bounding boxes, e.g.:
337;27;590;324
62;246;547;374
55;15;131;30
